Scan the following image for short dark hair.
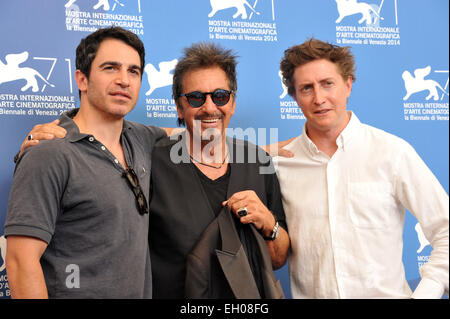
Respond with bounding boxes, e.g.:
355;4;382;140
280;38;356;97
75;27;145;97
172;42;238;126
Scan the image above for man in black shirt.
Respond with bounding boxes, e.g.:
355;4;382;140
149;42;289;298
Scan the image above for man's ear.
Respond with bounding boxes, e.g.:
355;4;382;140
345;76;353;98
176;100;184;121
230;92;236;115
75;70;88;93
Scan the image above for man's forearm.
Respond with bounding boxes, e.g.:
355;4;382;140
7;258;49;299
266;228;290;270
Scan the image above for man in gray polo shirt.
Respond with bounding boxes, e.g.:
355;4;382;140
4;27;165;298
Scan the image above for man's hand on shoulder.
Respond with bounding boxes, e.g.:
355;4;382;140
263;137;295;158
19;119;67;156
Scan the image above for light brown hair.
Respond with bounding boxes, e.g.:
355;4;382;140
280;38;356;97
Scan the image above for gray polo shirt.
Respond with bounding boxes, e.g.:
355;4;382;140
5;109;166;298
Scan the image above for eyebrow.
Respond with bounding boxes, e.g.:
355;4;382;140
298;77;335;85
99;61;142;73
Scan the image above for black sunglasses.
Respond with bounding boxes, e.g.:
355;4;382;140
179;89;234;108
123;168;149;215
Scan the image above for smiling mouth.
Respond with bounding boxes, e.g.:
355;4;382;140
201;118;220;123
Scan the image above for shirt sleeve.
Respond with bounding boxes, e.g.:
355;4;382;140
5;141;68;244
394;141;449;299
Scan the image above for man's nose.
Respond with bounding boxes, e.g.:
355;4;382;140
201;94;218;113
313;88;326;105
116;69;130;87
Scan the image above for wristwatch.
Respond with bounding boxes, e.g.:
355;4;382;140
263;221;280;241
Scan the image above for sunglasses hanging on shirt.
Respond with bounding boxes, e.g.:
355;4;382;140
123;168;149;215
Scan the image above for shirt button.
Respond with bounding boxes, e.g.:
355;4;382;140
101;146;106;151
88;137;94;142
114;159;119;164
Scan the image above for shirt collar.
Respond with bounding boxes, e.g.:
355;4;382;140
301;125;320;155
59;108;132;143
300;111;362;156
337;111;360;151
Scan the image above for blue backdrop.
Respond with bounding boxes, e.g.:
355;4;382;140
0;0;448;299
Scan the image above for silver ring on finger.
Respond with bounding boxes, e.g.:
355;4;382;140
237;207;248;217
27;134;34;141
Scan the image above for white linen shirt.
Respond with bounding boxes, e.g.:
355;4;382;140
274;112;449;299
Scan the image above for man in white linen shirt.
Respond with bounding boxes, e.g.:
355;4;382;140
274;38;449;299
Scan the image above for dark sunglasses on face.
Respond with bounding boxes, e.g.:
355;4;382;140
179;89;234;108
123;168;149;215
